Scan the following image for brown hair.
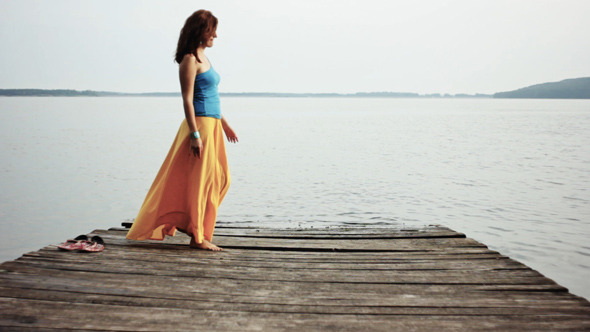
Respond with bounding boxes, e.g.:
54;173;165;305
175;10;218;64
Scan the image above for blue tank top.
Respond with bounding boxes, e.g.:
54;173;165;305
193;66;221;119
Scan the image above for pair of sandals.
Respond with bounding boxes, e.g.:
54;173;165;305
57;234;105;252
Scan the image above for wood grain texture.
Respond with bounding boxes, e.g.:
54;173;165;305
0;225;588;331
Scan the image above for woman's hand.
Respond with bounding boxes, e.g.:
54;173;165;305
223;126;239;143
190;137;203;158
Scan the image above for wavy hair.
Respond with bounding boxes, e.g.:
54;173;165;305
175;10;218;64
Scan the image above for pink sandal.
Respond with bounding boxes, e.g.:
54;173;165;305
57;235;89;251
79;236;105;252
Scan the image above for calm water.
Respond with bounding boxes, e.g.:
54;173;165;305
0;97;589;299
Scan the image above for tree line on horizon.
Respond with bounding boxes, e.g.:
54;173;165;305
1;77;588;98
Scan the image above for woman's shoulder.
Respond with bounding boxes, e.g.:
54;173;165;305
179;53;199;72
180;53;198;65
182;53;196;61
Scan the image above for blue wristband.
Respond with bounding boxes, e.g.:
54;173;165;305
191;131;200;139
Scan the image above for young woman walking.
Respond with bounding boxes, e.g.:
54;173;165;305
126;10;237;251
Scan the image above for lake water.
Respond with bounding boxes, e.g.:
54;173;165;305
0;97;588;299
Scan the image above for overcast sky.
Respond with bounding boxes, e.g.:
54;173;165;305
1;0;589;94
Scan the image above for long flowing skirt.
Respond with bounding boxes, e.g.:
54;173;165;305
126;117;230;243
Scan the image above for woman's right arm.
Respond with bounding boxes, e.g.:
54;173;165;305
179;54;203;158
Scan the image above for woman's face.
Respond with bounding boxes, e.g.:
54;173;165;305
205;30;217;48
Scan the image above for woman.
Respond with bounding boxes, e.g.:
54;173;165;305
126;10;237;251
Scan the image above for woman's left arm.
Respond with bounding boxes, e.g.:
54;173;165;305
221;115;238;143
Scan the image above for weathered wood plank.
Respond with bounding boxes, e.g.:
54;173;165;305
116;224;467;238
0;260;555;285
95;230;486;250
195;228;468;239
1;298;589;332
0;268;574;300
32;246;512;264
40;245;507;262
18;250;530;271
2;287;589;316
9;253;542;278
0;281;583;308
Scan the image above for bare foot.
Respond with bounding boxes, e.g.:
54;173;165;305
190;238;223;251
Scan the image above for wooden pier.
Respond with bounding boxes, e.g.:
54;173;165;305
1;225;589;331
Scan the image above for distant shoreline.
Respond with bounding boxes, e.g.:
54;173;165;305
1;77;588;98
0;89;490;98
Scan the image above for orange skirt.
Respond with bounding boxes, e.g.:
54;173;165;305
126;117;230;243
